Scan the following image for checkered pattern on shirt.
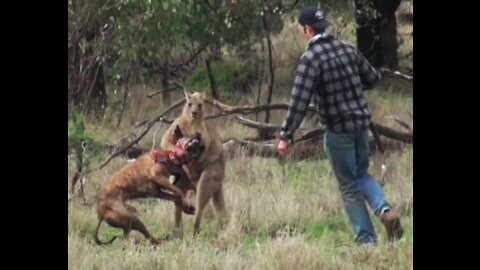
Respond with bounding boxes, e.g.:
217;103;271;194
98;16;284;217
279;34;381;140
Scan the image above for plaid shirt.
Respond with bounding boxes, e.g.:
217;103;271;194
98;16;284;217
279;33;381;141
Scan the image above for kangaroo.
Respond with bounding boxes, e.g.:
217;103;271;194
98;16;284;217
161;91;227;236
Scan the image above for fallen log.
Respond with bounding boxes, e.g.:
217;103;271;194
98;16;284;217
93;98;412;168
234;115;412;145
373;123;413;144
222;136;408;161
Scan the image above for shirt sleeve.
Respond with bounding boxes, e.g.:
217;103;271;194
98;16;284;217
356;48;381;90
279;56;318;141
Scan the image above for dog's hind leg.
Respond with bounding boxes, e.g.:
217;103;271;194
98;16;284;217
105;203;161;245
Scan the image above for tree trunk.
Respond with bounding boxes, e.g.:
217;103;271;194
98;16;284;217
67;49;107;115
161;60;171;106
68;42;81;106
379;14;398;69
354;0;401;69
261;15;275;140
84;59;107;113
117;70;131;127
255;41;265;122
205;59;219;100
68;24;107;115
354;0;382;68
375;0;402;69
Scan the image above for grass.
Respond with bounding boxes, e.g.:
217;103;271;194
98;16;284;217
69;147;413;270
68;11;413;270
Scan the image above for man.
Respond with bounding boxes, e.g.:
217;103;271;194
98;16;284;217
277;6;403;245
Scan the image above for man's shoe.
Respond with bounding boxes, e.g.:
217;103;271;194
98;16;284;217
381;209;403;242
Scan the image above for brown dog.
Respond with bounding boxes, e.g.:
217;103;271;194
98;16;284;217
161;91;228;236
94;127;200;246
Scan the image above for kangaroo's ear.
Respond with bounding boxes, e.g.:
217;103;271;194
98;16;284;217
184;90;192;102
200;92;207;101
174;125;183;141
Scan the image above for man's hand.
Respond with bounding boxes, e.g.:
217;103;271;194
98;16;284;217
277;139;290;156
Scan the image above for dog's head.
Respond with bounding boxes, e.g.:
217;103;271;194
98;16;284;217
183;91;206;121
182;132;204;159
173;126;204;159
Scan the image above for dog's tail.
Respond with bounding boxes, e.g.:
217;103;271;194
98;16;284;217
94;218;117;245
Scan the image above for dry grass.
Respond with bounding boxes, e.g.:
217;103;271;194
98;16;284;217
68;12;413;270
68;147;413;270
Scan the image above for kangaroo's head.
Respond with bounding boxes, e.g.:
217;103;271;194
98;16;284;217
183;91;206;121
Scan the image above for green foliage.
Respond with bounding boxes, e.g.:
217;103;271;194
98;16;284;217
69;0;293;84
185;60;257;94
68;106;107;170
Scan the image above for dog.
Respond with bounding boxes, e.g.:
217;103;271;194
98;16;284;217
94;126;202;245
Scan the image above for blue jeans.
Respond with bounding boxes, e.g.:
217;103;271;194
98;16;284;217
324;128;391;244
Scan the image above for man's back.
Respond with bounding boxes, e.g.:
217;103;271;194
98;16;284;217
305;35;381;132
279;33;381;141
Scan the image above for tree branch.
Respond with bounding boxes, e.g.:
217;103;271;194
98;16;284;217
380;67;413;81
262;15;275;125
289;0;301;10
204;99;316;119
146;86;179;99
167;79;187;90
294;127;325;143
233;116;325;143
385;115;413;133
96;122;155;170
136;98;185;128
94;97;412;169
203;0;219;16
234;115;280;131
373;123;413;144
117;70;131;127
88;98;187;171
407;111;413;120
233;114;412;144
399;51;413;59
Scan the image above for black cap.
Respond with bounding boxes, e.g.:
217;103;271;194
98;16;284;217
298;6;327;30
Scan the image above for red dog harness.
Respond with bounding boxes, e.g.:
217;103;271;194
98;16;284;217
151;141;190;181
151;142;185;161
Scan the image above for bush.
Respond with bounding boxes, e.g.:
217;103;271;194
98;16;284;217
185;60;257;96
68;107;107;171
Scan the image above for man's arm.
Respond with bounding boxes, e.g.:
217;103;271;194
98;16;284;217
279;56;318;142
356;48;382;90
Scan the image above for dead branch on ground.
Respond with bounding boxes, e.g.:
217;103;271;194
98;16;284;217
78;98;412;175
380;68;413;81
